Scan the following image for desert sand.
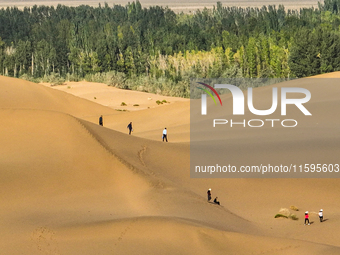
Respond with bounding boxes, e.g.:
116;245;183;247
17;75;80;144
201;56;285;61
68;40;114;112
1;73;340;254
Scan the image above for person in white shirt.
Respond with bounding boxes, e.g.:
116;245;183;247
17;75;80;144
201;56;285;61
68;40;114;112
319;209;323;222
162;128;168;142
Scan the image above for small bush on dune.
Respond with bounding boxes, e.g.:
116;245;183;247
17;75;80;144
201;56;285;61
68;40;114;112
275;214;288;219
290;205;299;211
43;73;65;85
279;208;290;216
156;100;162;105
121;102;127;106
289;214;299;220
133;104;139;106
275;207;299;220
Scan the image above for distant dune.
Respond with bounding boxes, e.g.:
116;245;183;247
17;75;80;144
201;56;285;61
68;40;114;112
1;74;340;254
41;81;190;142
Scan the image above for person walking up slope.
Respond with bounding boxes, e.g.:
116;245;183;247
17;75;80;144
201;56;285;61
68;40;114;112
207;189;212;202
162;128;168;142
99;115;103;126
304;211;310;225
127;122;133;135
319;209;323;222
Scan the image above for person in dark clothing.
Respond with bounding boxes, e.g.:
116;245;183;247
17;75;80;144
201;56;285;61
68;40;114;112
207;188;212;202
127;122;133;135
213;197;220;205
99;115;103;126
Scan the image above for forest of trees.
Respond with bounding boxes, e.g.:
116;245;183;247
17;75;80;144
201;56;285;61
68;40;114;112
1;0;340;97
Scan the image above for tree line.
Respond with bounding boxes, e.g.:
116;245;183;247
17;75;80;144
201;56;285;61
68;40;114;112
1;0;340;97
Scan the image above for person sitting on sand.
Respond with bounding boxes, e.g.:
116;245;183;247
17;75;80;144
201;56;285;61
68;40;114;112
213;197;220;205
99;115;103;126
127;122;133;135
304;211;310;225
319;209;323;222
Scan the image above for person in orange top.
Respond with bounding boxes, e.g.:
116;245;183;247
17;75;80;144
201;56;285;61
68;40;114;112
304;211;310;225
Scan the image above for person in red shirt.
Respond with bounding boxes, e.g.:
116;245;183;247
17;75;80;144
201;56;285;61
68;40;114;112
304;211;310;225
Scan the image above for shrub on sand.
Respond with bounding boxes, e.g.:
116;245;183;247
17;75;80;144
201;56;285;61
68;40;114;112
289;214;299;220
275;207;299;220
290;205;299;211
275;214;288;219
43;73;65;85
279;208;290;216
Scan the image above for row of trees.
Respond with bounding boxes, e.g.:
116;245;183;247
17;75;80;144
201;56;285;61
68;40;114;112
1;1;340;96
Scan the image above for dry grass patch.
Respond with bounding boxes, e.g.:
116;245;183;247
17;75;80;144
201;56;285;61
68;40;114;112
290;205;299;211
275;207;299;220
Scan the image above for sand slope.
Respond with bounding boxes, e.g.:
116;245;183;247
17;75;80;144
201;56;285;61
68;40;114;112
1;74;340;254
43;81;190;142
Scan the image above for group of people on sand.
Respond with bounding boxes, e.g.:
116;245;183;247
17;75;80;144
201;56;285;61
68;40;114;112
207;188;220;205
304;209;324;225
206;188;325;221
99;116;168;142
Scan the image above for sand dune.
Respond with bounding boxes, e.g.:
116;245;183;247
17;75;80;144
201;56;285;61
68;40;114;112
42;81;187;111
44;81;190;142
0;76;118;118
1;74;340;254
